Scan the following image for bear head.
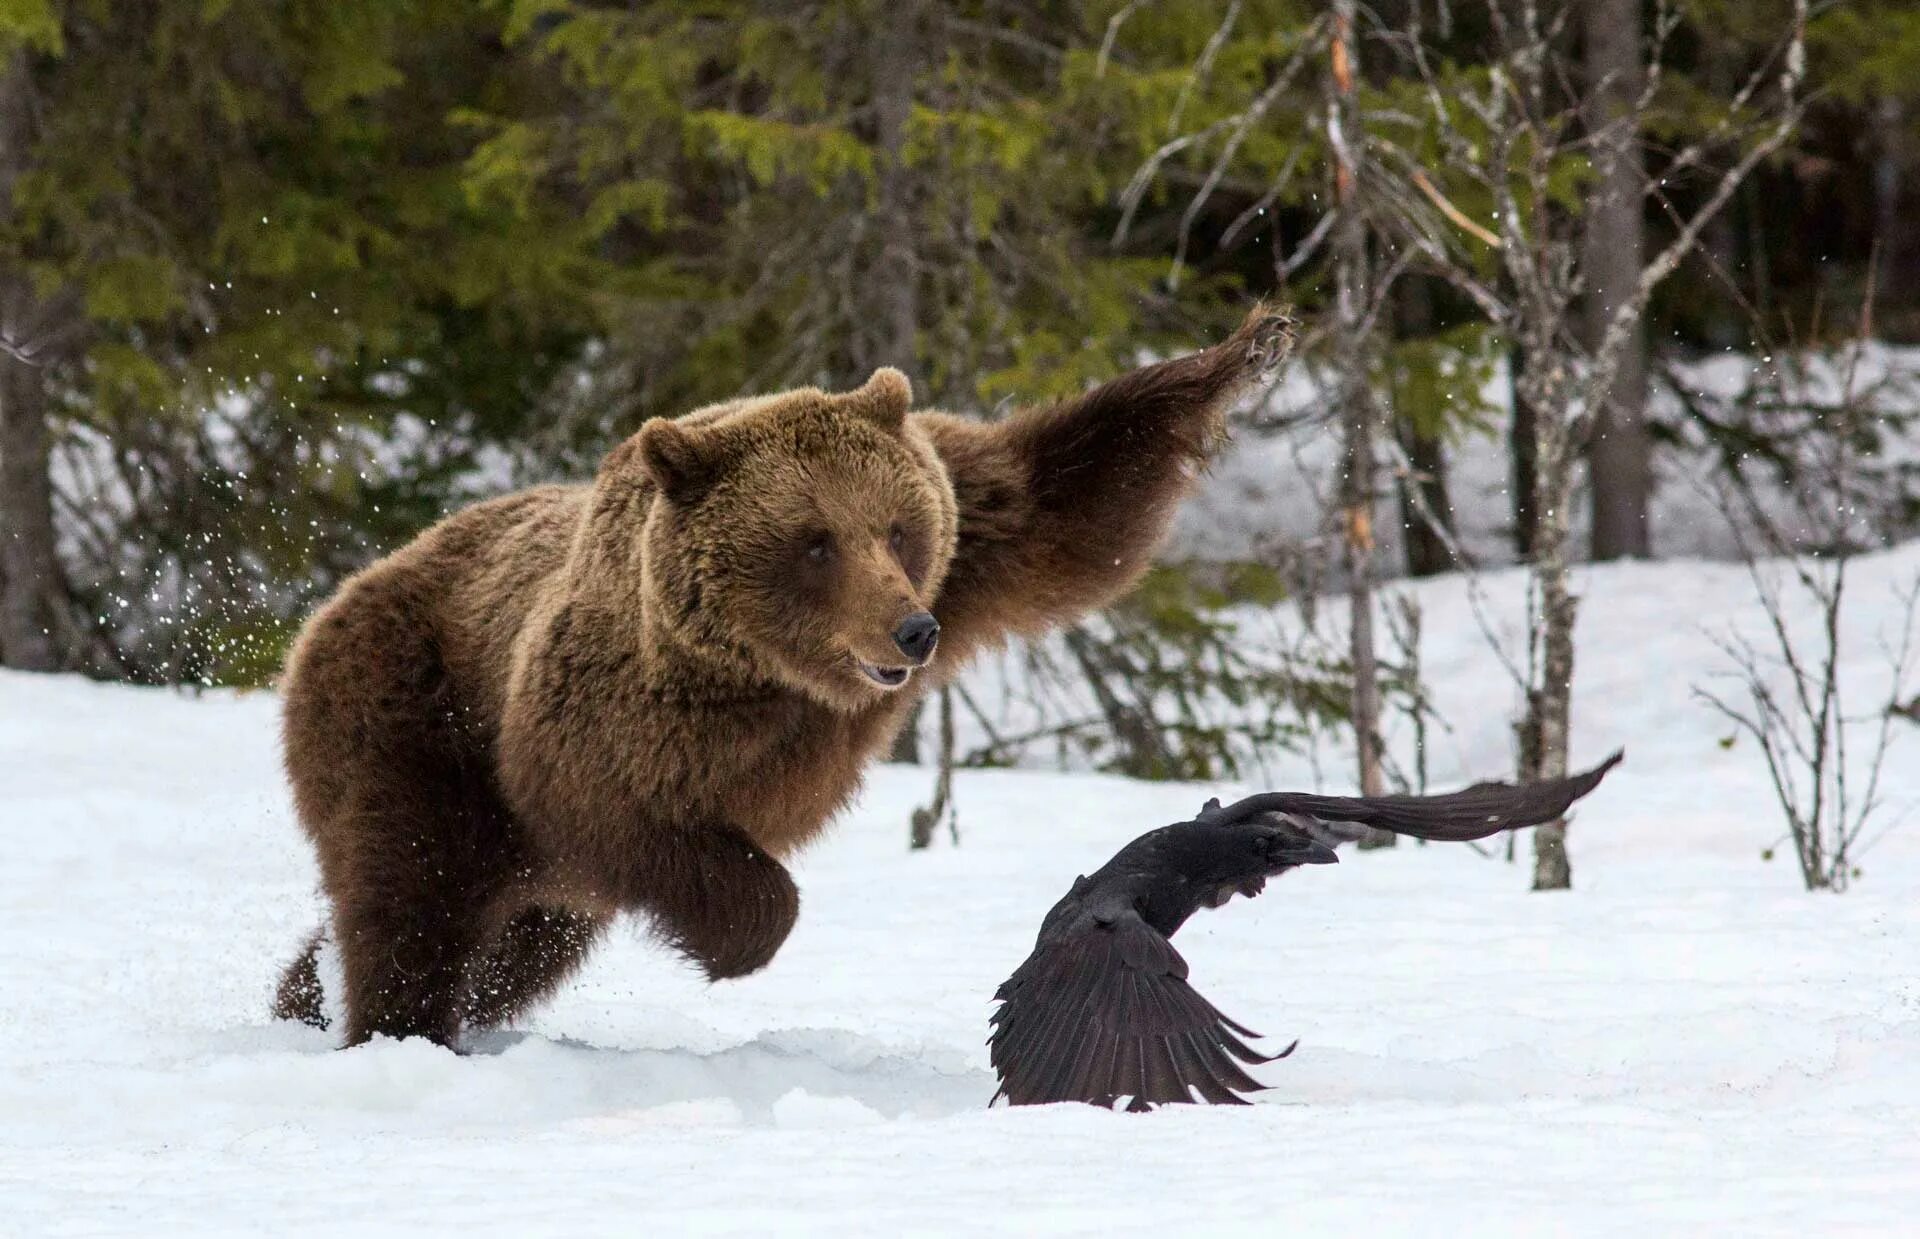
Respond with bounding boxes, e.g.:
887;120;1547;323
600;367;960;712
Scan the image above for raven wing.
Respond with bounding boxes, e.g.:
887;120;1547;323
988;903;1293;1110
1209;749;1623;843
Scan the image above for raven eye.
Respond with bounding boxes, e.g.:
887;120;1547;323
805;533;834;563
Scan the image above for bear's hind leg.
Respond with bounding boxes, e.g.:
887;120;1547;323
460;906;607;1031
322;724;519;1048
334;863;494;1048
285;577;527;1049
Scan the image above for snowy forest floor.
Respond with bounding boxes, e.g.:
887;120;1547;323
5;545;1920;1236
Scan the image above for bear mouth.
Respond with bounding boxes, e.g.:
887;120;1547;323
856;660;912;689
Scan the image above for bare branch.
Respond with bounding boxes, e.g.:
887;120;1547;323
1095;0;1150;78
1164;21;1329;282
1220;145;1306;249
1410;169;1500;248
1166;0;1241;137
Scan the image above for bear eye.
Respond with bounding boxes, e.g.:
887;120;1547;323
888;524;905;554
805;532;835;563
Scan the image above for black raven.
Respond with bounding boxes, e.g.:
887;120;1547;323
988;751;1624;1110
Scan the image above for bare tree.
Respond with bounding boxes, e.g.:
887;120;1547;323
1329;0;1393;846
1508;341;1540;559
0;333;60;670
908;684;959;850
861;0;967;847
1695;269;1916;892
1110;8;1477;826
1699;554;1917;892
1374;0;1808;888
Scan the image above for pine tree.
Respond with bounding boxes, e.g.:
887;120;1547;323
0;0;599;680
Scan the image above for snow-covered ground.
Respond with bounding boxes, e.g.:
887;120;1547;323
4;546;1920;1237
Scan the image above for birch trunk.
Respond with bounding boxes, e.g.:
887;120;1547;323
1519;348;1578;890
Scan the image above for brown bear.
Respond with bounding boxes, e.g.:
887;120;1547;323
272;307;1293;1047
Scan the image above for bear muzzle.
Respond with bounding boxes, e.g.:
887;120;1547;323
891;611;939;665
851;611;939;689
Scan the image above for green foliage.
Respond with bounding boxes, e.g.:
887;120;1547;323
0;0;62;53
1;0;605;683
1817;6;1920;104
466;0;1271;437
1379;322;1502;444
82;255;184;321
690;111;876;191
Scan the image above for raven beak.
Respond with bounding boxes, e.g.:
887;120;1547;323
1271;838;1340;867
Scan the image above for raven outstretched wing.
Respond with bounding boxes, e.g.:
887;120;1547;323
1207;750;1624;842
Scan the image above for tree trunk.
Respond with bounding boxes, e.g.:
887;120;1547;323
1519;353;1579;891
1523;577;1577;889
1699;44;1743;350
1330;1;1390;841
1393;278;1454;578
1509;342;1538;560
1871;96;1914;288
869;0;925;764
908;687;957;850
1397;423;1452;577
0;51;61;672
868;0;920;387
0;354;60;671
1582;0;1652;561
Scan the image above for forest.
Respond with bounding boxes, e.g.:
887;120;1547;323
2;2;1915;876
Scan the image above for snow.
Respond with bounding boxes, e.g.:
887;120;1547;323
4;546;1920;1236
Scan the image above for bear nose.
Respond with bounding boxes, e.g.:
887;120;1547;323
891;611;940;664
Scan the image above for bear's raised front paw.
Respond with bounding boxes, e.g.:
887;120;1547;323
685;856;801;982
1239;306;1296;376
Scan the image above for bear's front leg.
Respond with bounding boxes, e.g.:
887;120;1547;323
614;820;801;981
918;306;1293;659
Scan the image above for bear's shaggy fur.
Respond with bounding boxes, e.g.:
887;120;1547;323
273;308;1292;1046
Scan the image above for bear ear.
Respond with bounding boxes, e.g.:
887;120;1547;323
634;418;730;503
845;366;911;433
